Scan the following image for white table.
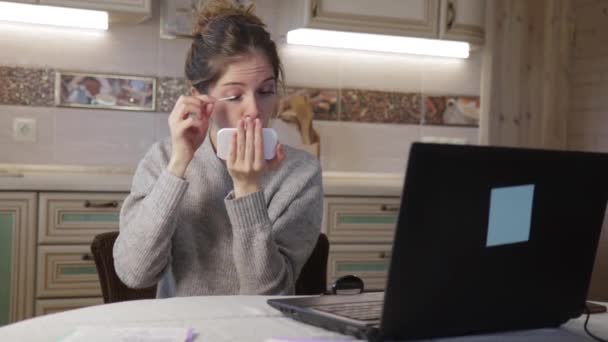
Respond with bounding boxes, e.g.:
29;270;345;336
0;296;606;341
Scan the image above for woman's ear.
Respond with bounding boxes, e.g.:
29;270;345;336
191;87;200;96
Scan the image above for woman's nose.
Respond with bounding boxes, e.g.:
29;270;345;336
243;95;261;120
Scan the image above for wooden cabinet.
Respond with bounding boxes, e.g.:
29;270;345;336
36;245;102;298
323;196;400;243
0;193;37;326
279;0;484;45
40;0;150;13
38;192;124;244
34;192;127;316
439;0;485;45
35;298;103;316
328;244;392;291
322;195;400;292
309;0;439;38
38;0;151;23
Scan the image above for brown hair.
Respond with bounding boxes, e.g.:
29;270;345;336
186;0;284;94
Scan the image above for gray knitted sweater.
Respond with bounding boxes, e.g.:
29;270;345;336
113;136;323;297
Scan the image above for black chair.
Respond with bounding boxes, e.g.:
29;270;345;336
90;231;157;303
295;233;330;295
91;231;330;303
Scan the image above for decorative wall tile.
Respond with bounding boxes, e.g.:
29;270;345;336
0;65;480;128
0;67;54;106
341;89;421;124
423;95;480;126
157;77;190;113
282;87;339;121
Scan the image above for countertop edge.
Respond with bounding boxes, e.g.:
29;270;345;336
0;168;404;196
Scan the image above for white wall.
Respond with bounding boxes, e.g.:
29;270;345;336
281;45;481;174
280;44;482;95
0;0;481;172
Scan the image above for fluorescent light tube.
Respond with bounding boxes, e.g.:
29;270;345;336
287;28;469;59
0;1;108;30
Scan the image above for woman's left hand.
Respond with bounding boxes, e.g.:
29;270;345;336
228;117;284;198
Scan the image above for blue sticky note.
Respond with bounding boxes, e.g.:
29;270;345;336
486;184;535;247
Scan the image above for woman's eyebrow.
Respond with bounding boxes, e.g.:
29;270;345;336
220;76;275;87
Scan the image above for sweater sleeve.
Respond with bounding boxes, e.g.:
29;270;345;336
113;143;189;288
224;163;323;295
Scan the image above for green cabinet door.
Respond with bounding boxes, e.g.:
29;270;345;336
0;193;36;325
0;213;13;325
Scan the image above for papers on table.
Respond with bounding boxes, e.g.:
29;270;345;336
60;326;194;342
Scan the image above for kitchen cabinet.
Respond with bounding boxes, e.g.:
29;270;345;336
279;0;484;45
0;169;404;321
328;244;392;291
322;195;400;291
38;0;151;23
439;0;485;45
35;298;103;316
281;0;440;39
323;196;400;244
0;193;37;326
34;192;127;315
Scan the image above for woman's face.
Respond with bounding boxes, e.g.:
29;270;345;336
205;52;278;133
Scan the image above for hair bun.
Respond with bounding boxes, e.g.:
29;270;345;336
193;0;261;36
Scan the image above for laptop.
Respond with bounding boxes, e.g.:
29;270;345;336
268;143;608;341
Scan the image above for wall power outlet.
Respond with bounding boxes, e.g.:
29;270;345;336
13;118;37;143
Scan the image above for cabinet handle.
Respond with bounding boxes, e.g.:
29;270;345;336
311;0;318;17
380;204;399;212
81;253;94;261
446;1;456;31
84;200;118;208
379;252;392;259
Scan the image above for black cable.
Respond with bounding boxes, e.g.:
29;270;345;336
584;305;608;342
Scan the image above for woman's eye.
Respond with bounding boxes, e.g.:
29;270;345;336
258;89;275;96
228;95;242;101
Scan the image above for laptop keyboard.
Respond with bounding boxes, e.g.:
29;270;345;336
311;301;383;322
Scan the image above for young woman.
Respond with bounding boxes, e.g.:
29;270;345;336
113;0;323;297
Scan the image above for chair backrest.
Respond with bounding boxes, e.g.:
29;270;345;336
91;231;329;302
295;233;329;295
90;231;156;303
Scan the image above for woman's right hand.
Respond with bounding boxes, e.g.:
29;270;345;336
167;95;215;178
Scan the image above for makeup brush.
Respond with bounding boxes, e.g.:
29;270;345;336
216;95;237;102
188;95;237;119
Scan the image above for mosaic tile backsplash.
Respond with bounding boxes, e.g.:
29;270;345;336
0;66;55;107
0;66;480;126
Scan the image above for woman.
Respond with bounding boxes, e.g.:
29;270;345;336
113;0;323;297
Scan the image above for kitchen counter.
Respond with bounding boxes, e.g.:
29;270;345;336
0;165;404;196
323;171;403;196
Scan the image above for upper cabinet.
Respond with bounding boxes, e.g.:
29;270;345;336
308;0;439;39
37;0;151;23
439;0;485;45
279;0;484;45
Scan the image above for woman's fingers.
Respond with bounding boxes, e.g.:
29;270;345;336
228;129;237;167
253;119;264;169
194;94;216;104
175;104;209;130
170;96;215;123
245;118;255;166
176;116;199;135
236;119;246;162
231;122;283;169
195;95;216;120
